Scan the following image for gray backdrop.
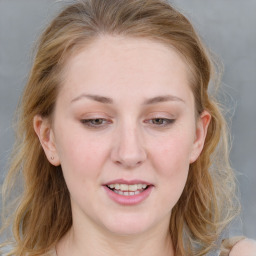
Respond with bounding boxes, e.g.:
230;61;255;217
0;0;255;239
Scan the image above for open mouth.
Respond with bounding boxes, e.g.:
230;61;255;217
106;183;150;196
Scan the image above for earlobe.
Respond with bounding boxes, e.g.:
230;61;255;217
189;110;211;163
33;115;60;166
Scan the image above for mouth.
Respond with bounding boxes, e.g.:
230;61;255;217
103;180;153;205
106;183;149;196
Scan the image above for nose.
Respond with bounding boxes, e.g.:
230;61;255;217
110;124;147;169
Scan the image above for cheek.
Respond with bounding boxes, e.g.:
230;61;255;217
152;133;193;174
150;133;193;204
54;131;111;207
54;125;109;183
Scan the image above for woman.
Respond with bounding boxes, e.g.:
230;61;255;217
1;0;255;255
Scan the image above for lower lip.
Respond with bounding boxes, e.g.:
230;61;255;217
103;186;153;206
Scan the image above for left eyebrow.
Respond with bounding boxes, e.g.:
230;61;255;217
143;95;185;105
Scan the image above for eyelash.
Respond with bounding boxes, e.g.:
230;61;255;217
145;118;175;127
80;118;175;129
80;118;111;128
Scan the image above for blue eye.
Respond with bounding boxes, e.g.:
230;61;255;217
81;118;110;128
148;118;175;126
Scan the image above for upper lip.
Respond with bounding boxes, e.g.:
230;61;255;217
103;179;153;186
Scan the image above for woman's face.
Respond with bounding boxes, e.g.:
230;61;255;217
37;36;210;236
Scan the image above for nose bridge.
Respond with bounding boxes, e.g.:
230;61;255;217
111;118;147;168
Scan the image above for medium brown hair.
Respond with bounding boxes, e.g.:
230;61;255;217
1;0;239;255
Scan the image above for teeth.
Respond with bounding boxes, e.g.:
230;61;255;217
128;184;137;191
137;184;142;189
107;183;148;192
120;184;128;191
114;190;143;196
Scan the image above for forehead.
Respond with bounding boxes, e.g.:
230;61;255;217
60;35;192;103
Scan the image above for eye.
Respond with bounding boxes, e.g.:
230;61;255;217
80;118;111;128
146;118;175;127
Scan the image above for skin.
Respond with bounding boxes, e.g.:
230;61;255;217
34;36;211;256
230;238;256;256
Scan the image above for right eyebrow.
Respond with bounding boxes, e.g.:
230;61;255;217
71;94;113;104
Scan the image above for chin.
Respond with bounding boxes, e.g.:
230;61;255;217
101;212;161;236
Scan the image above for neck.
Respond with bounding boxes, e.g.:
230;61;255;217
56;216;175;256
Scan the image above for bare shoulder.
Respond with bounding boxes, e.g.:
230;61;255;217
229;238;256;256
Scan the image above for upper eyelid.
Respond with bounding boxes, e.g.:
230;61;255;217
77;109;175;118
80;117;174;121
80;118;112;129
79;116;175;121
81;118;110;123
80;117;175;125
145;111;176;118
145;118;175;123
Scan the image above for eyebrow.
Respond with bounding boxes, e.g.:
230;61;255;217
71;94;184;105
143;95;184;105
71;94;113;104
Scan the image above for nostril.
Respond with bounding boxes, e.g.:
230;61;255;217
110;139;147;168
114;159;143;168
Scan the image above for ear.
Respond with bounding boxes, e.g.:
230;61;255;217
190;110;211;163
33;115;60;166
